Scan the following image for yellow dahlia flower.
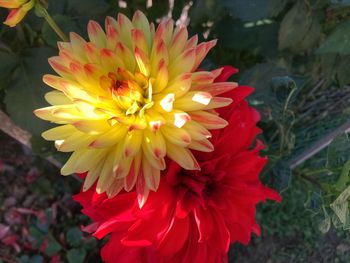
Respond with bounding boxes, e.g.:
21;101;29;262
0;0;35;27
34;11;236;206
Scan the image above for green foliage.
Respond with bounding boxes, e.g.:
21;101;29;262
221;0;289;22
278;1;321;51
317;22;350;54
66;227;83;247
4;48;55;136
67;248;87;263
42;15;81;47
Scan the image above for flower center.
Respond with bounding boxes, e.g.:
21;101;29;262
180;170;214;200
107;69;154;118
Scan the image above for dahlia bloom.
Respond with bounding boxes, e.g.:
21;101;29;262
34;11;236;205
0;0;35;27
74;67;281;263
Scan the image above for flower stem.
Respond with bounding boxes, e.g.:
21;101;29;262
42;9;68;42
34;3;68;42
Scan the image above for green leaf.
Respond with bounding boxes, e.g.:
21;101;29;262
66;227;83;247
4;48;56;136
0;51;18;78
240;63;288;91
278;1;321;51
272;161;292;191
67;0;109;19
29;226;45;248
319;206;331;233
222;0;288;21
240;63;288;109
317;22;350;54
19;255;43;263
270;76;298;105
330;185;350;230
67;248;87;263
147;0;170;19
46;235;62;256
84;237;97;250
331;0;350;6
213;17;279;56
335;55;350;86
30;177;53;195
18;256;30;263
42;15;81;47
326;133;350;169
189;0;223;26
31;255;44;263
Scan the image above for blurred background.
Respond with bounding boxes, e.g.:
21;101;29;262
1;0;350;262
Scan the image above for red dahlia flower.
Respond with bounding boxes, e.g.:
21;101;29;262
74;67;281;263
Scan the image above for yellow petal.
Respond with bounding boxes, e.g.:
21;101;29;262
191;71;215;88
192;39;217;71
185;35;198;50
89;126;128;148
83;159;105;191
142;129;166;161
114;156;133;179
194;82;238;96
166;142;200;170
73;119;111;135
61;150;83;175
124;151;141;191
142;159;160;191
152;59;168;93
75;148;108;174
100;48;124;72
161;73;191;98
96;151;116;194
42;125;76;141
132;28;149;57
48;57;73;80
160;125;191;147
150;39;169;76
117;13;134;51
132;10;152;47
105;16;120;50
84;42;100;64
173;91;212;111
70;32;87;62
190;111;228;129
183;121;211;140
203;97;233;110
135;47;150;77
56;132;95;152
106;179;124;198
88;20;106;48
116;42;136;72
45;91;71;105
188;139;214;152
169;27;188;61
168;48;195;79
122;130;143;157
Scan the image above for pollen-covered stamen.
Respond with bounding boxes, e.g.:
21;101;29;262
105;71;155;118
